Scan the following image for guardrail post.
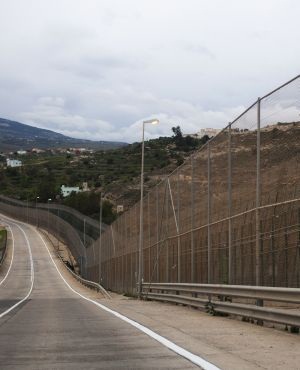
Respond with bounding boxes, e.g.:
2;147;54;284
207;142;212;284
228;123;233;284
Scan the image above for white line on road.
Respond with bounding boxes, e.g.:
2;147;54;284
0;221;34;319
0;225;14;286
35;227;221;370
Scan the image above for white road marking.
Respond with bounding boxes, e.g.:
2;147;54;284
34;227;221;370
0;221;34;319
0;225;14;286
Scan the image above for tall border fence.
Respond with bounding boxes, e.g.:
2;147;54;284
0;76;299;295
0;195;106;278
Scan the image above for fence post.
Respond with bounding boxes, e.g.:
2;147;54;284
297;208;300;287
156;186;159;282
256;98;262;288
83;217;87;278
57;208;60;250
177;170;181;283
99;192;103;284
166;182;169;282
191;157;195;282
148;193;151;284
207;143;212;284
26;198;29;223
228;123;233;284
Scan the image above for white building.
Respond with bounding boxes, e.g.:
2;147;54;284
17;150;27;155
197;128;221;138
116;205;124;213
61;185;81;198
6;159;22;168
82;182;89;192
183;128;221;139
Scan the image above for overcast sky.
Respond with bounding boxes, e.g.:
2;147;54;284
0;0;299;142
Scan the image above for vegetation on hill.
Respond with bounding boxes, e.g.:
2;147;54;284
0;127;209;223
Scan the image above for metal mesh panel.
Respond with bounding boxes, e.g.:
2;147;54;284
231;103;258;215
260;77;300;205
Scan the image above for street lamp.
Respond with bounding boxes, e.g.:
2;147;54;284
138;118;159;298
36;196;40;227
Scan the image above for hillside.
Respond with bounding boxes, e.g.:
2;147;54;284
0;129;208;220
0;118;127;151
0;121;299;228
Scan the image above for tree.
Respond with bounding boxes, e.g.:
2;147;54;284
37;174;58;202
63;192;116;224
172;126;183;139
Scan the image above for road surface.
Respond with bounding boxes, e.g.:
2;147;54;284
0;215;215;369
1;214;300;370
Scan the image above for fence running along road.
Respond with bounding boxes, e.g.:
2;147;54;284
0;76;300;299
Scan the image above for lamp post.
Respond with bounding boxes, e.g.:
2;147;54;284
36;196;40;227
47;198;52;233
138;118;159;298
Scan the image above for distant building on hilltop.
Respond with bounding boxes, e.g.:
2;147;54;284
116;205;124;213
82;182;90;192
183;128;221;139
6;158;22;168
61;185;81;198
31;148;45;154
198;128;221;138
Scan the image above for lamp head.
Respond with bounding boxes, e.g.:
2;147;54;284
143;118;159;125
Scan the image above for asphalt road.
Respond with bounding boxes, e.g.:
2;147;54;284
0;217;208;370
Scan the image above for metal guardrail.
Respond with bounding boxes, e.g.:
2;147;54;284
142;283;300;329
40;229;111;300
62;260;112;299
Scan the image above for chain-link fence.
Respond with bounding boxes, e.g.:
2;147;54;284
96;75;300;294
0;195;106;278
0;76;299;294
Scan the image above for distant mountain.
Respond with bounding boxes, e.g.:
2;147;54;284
0;118;127;152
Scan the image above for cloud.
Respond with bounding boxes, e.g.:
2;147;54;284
20;97;113;139
19;93;244;143
182;44;216;59
0;0;299;144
